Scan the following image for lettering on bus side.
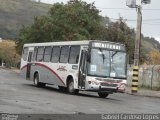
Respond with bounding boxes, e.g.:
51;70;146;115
92;42;125;51
57;66;67;71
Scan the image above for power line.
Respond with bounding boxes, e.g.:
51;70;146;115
143;23;160;25
98;7;132;10
109;18;160;22
128;19;160;21
143;21;160;23
97;7;160;11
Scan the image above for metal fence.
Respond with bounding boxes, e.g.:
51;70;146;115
127;65;160;90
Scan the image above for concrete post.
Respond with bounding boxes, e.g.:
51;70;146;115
132;6;142;93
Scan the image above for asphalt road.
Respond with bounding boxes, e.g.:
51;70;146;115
0;68;160;115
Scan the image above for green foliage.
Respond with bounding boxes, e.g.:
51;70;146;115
140;36;160;64
16;0;135;63
16;0;105;52
0;41;20;68
104;18;135;63
0;0;159;65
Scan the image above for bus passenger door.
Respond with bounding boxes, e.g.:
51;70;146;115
79;50;87;89
26;51;32;80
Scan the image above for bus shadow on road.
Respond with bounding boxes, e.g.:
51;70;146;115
24;84;122;101
76;93;123;102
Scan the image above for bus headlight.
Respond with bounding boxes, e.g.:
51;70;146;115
118;83;126;92
119;84;126;88
91;81;95;85
88;79;100;85
88;81;91;84
91;81;99;85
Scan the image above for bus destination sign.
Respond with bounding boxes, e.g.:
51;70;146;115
92;42;125;51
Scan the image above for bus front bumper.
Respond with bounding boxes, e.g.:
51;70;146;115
86;86;118;94
85;81;126;93
98;86;118;93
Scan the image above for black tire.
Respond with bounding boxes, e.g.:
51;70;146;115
98;92;109;98
34;73;40;87
58;86;66;91
67;80;79;94
39;83;46;88
34;73;46;87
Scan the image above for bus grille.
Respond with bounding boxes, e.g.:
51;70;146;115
101;83;117;87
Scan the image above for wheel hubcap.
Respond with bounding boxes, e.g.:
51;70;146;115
69;82;74;92
34;77;38;85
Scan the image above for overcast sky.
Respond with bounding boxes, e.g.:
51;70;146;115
38;0;160;42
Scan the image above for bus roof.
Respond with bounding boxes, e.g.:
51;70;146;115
24;40;90;47
23;40;125;47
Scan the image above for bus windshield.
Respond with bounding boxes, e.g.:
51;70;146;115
87;48;127;78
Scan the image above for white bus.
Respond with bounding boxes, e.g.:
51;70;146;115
20;40;127;98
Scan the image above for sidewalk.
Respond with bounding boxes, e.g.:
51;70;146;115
11;68;20;74
0;67;20;74
125;86;160;98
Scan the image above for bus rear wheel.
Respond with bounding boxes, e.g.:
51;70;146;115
34;74;40;87
34;73;46;87
98;92;109;98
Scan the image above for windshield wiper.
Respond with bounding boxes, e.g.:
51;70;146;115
99;48;105;63
111;51;118;57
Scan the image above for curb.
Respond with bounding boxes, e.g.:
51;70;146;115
125;90;160;98
0;67;20;74
11;69;20;74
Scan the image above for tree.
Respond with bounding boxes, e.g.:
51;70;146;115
16;0;135;63
16;0;105;53
147;50;160;64
105;18;135;63
0;40;20;68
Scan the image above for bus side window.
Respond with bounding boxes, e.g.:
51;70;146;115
44;46;52;62
32;47;37;61
69;46;80;64
22;47;28;61
37;47;44;62
60;46;70;63
51;46;60;63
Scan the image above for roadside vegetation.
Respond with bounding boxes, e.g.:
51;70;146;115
0;0;159;68
16;0;135;63
0;40;20;68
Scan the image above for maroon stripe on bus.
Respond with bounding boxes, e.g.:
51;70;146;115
21;63;65;85
21;65;27;70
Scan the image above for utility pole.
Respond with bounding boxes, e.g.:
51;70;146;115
131;5;142;93
126;0;151;93
134;6;142;67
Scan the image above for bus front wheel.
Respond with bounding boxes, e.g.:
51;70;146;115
58;86;66;91
98;92;109;98
67;80;79;94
